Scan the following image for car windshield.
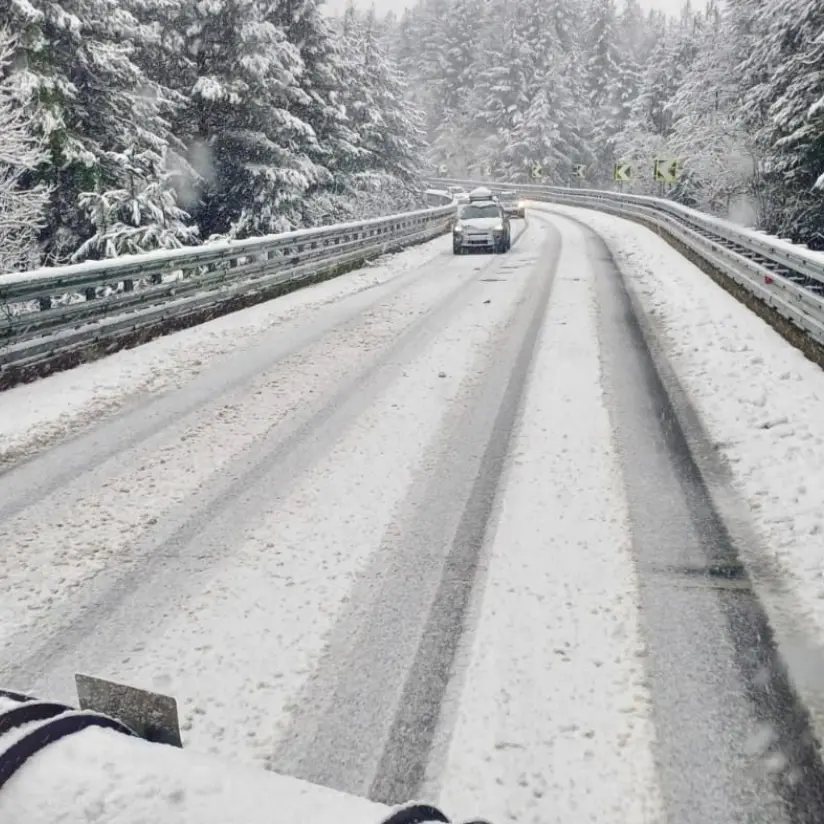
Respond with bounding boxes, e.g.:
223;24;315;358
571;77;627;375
460;203;499;219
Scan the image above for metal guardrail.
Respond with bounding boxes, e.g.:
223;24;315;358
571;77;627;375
431;177;824;351
0;199;455;383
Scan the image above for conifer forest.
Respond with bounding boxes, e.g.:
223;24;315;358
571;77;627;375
2;0;824;270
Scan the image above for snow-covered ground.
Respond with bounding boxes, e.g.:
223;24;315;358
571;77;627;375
0;715;391;824
435;217;662;824
544;204;824;647
0;218;662;821
14;231;539;767
0;237;448;465
0;235;490;656
15;201;821;820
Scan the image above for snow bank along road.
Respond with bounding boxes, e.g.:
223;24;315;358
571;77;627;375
2;210;824;823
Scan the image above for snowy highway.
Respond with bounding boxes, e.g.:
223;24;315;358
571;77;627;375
3;211;824;823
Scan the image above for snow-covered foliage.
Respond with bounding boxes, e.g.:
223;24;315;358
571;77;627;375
6;0;823;260
391;0;824;246
0;28;49;273
71;147;199;261
0;0;426;264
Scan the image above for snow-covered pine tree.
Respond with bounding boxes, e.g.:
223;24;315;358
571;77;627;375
664;1;758;218
0;28;49;272
265;0;363;226
177;0;324;239
120;0;204;219
463;7;530;178
427;0;484;174
611;0;645;151
71;145;199;260
391;5;438;144
507;57;590;184
584;0;621;184
406;0;452;144
331;5;426;219
742;0;824;244
614;11;695;195
1;0;197;262
505;0;589;182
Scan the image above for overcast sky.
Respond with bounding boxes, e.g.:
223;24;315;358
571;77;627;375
324;0;685;15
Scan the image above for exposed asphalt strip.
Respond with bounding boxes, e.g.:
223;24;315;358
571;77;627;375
550;211;824;824
271;224;562;804
0;227;522;518
0;234;530;695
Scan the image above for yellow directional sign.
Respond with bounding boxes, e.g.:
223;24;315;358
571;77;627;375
572;164;587;178
654;158;681;184
531;162;544;180
614;163;632;182
438;164;448;176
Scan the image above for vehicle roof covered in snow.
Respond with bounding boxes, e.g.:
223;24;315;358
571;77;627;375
468;186;494;202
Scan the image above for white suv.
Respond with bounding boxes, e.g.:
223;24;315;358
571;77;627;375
452;189;511;254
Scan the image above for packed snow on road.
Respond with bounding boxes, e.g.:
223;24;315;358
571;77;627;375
3;0;824;821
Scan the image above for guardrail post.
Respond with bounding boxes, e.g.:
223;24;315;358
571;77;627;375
151;274;162;285
123;279;134;292
38;296;51;311
84;287;96;301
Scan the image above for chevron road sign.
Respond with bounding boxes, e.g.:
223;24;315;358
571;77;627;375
654;158;681;184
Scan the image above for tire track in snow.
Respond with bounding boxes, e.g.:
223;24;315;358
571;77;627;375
551;210;824;824
270;223;562;802
0;230;531;698
0;243;484;518
432;212;662;824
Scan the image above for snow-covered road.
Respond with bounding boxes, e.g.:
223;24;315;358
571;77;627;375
1;210;823;823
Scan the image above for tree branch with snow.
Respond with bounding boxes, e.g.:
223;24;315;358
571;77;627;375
0;28;49;273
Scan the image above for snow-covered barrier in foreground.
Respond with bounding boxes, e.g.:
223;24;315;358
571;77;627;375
431;177;824;359
0;203;454;388
0;678;485;824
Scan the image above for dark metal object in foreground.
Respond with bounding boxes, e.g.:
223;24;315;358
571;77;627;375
75;672;181;746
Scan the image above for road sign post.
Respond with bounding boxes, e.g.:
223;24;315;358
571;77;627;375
613;163;632;193
567;164;586;189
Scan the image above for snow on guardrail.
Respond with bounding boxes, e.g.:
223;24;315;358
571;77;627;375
0;199;455;388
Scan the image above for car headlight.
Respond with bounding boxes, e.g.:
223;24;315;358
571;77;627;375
453;223;463;233
494;223;504;232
